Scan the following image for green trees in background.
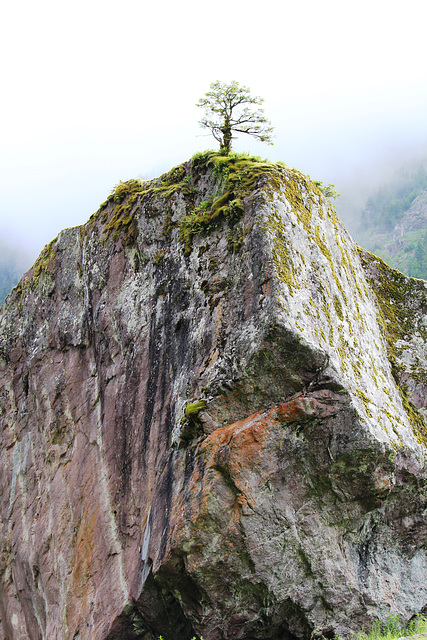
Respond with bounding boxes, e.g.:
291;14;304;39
0;263;26;304
357;162;427;280
362;164;427;231
197;81;274;154
0;243;31;305
408;229;427;278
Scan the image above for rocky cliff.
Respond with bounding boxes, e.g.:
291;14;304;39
1;151;427;640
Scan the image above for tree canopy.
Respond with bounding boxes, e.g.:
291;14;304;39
196;80;274;154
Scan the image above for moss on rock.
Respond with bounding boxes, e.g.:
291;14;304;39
360;248;427;445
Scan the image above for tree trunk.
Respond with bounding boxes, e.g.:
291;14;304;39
221;120;232;154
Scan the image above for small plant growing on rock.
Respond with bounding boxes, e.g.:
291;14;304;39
334;615;427;640
313;179;341;199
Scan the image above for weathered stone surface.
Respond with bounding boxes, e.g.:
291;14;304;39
0;152;427;640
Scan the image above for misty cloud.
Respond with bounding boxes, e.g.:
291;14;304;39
1;0;426;260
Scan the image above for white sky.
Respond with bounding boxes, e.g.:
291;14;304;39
1;0;427;261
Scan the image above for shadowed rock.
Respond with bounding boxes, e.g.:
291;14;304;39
0;152;426;640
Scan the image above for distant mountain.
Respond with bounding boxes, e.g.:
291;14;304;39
0;242;32;304
355;163;427;279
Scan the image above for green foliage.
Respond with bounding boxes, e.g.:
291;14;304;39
360;223;427;282
87;149;338;266
313;180;341;199
0;264;24;304
335;614;427;640
89;163;197;245
362;163;427;231
179;150;281;255
32;239;57;280
87;150;293;259
196;80;274;154
408;228;427;279
157;618;427;640
0;244;31;305
354;161;427;280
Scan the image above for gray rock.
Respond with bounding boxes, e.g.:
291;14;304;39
0;152;426;640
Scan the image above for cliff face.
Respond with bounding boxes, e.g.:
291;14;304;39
1;152;427;640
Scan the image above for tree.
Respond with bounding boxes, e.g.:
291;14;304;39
196;80;274;154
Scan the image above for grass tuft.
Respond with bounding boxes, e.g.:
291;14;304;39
335;615;427;640
157;617;427;640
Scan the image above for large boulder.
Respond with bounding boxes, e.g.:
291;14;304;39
0;152;426;640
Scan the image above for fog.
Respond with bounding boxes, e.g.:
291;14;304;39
333;139;427;237
0;240;33;272
1;0;426;268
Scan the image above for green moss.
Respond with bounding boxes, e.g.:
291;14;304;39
88;163;196;246
185;400;207;418
34;242;55;277
333;295;344;321
314;226;348;303
153;250;165;265
179;194;243;256
357;388;373;418
338;331;349;372
269;209;299;295
179;151;288;256
359;248;427;445
178;400;208;448
162;209;173;242
285;178;313;233
227;226;244;253
8;237;59;301
359;249;427;345
180;157;250;253
88;151;323;269
269;169;351;312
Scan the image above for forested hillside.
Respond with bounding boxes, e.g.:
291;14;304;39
354;162;427;279
0;242;32;304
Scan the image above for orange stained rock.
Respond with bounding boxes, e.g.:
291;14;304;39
67;504;100;632
276;394;317;422
262;279;271;296
72;505;99;592
173;409;275;542
201;407;276;480
172;390;345;563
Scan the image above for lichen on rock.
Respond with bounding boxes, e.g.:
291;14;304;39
0;152;427;640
